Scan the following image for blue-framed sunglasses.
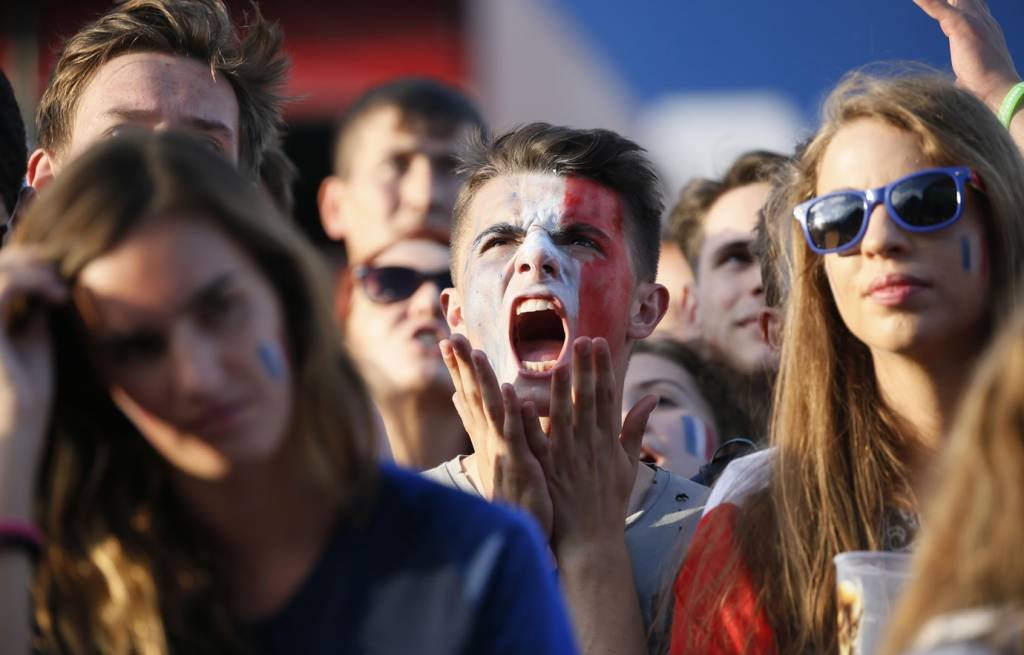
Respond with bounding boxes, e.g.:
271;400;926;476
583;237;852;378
792;166;984;255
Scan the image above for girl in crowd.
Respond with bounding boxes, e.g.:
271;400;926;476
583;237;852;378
0;132;576;654
623;338;767;480
882;303;1024;655
669;70;1024;654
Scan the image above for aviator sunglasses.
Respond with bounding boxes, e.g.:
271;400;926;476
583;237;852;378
792;166;984;255
354;265;453;304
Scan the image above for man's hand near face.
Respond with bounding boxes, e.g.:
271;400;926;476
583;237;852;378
441;332;656;654
441;334;554;538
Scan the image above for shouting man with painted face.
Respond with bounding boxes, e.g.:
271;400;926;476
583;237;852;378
424;123;708;655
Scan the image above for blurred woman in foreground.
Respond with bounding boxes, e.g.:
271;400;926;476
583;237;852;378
0;132;576;654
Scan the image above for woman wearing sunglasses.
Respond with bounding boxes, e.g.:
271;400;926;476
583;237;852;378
339;239;471;470
669;70;1024;655
0;132;576;653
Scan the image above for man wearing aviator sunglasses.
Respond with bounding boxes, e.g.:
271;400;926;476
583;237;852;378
342;238;470;470
793;166;985;254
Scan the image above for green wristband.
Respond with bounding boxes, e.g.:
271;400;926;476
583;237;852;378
997;81;1024;129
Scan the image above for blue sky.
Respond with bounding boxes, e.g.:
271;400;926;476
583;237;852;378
556;0;1024;122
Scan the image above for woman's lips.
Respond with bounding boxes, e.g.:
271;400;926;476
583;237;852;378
187;401;248;439
865;273;929;306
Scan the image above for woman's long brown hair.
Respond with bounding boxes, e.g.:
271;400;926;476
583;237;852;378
15;132;378;653
881;301;1024;653
677;69;1024;654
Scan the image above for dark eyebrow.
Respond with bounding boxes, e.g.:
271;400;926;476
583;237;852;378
184;273;236;312
470;223;525;251
550;223;609;243
104;108;234;139
710;238;754;257
89;273;236;345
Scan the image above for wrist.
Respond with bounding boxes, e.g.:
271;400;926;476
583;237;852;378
0;519;43;563
996;81;1024;129
555;538;631;573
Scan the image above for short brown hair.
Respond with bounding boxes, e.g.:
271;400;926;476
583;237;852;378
331;76;485;177
451;122;663;284
669;150;788;273
36;0;288;178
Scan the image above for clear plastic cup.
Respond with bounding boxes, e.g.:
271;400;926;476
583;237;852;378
834;551;912;655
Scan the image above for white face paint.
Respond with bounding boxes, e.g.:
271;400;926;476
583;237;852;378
444;173;636;412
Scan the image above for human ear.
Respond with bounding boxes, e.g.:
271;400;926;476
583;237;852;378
627;282;670;340
26;148;57;190
317;175;349;241
440;287;467;335
679;281;701;337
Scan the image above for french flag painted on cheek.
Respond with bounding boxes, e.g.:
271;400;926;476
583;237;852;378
682;415;715;462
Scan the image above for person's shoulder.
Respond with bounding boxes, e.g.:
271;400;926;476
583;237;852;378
904;607;1024;655
380;465;530;545
702;447;775;518
420;455;479;495
659;468;710;507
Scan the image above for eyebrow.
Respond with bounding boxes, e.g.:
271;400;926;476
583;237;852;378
90;272;237;344
709;238;754;256
551;223;609;243
104;108;234;139
470;223;525;251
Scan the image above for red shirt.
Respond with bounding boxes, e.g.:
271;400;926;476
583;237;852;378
669;504;776;655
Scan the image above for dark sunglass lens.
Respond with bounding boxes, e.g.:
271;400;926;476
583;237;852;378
365;267;420;302
891;172;958;227
807;194;865;251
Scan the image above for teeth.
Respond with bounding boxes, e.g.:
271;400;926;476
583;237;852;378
522;360;557;372
516;298;557;315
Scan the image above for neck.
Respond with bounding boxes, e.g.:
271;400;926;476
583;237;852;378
375;384;469;470
871;338;983;451
171;445;339;619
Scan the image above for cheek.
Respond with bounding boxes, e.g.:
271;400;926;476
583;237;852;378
577;251;634;345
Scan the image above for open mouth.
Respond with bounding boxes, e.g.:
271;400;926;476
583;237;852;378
510;297;569;374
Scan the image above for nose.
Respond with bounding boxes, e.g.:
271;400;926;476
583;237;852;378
400;153;433;214
170;326;226;400
407;276;444;320
744;262;764;297
514;233;562;280
857;202;911;258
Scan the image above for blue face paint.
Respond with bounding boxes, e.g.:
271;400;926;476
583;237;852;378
961;236;972;273
682;415;698;457
681;415;714;461
258;340;285;381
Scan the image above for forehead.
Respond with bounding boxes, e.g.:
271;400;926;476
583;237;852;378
817;119;928;194
373;238;450;269
71;52;239;140
700;182;770;253
627;352;693;385
343;106;459;164
77;217;250;323
465;172;622;232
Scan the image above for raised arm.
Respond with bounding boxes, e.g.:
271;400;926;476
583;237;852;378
915;0;1024;150
0;247;67;653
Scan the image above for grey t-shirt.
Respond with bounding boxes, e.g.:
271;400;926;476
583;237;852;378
423;457;708;654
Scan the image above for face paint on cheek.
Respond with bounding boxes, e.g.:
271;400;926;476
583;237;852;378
564;177;633;342
681;415;714;461
258;340;286;382
961;236;971;273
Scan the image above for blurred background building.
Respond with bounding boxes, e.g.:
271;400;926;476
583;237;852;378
3;0;1022;243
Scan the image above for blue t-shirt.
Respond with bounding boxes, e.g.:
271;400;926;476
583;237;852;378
248;466;578;654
